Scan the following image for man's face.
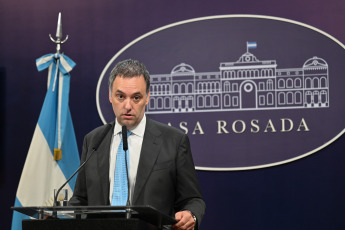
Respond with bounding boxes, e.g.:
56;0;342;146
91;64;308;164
109;75;150;130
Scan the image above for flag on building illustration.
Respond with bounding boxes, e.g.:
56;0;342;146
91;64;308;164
247;41;257;50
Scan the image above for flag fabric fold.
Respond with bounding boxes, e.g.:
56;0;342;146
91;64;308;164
11;53;80;230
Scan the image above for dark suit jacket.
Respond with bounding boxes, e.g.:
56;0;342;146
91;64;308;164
69;118;206;228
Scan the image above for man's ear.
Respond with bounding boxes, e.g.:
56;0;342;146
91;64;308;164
146;91;150;105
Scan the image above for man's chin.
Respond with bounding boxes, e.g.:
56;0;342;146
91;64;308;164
121;120;136;129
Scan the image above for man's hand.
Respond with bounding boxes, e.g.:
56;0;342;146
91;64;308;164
171;210;196;230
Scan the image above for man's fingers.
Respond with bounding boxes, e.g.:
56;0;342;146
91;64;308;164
172;211;195;230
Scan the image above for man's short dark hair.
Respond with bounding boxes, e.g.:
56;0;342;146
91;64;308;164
108;59;150;93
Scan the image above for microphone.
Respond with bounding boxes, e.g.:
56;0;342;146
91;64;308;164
122;126;131;218
53;123;113;209
122;126;128;151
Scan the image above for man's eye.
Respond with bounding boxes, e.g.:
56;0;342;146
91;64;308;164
134;96;141;101
117;94;124;99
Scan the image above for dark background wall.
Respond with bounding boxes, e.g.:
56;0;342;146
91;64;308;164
1;0;345;229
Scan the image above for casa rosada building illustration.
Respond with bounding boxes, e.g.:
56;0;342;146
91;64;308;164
146;48;329;114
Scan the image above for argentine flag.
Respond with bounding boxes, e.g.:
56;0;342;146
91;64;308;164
11;53;80;230
247;42;257;49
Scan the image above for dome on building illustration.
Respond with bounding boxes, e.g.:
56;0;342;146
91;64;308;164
237;52;259;63
303;56;328;68
171;63;195;74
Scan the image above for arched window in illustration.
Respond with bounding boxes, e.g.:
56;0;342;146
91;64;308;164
224;94;231;107
259;95;265;106
173;96;179;109
313;77;319;88
278;79;285;88
305;91;312;104
205;95;211;107
267;93;274;105
313;91;319;104
197;95;204;108
166;84;171;94
164;97;170;109
267;80;273;90
187;83;193;93
249;70;254;77
157;97;163;109
295;78;302;88
215;82;220;92
234;71;238;78
230;71;236;78
254;70;259;77
305;78;312;88
161;85;165;95
210;82;215;92
180;96;186;109
150;85;154;94
320;90;327;103
286;79;293;88
259;82;265;90
320;77;327;88
187;96;193;108
232;96;239;107
173;83;179;94
203;82;208;93
213;95;219;107
224;81;230;92
149;98;155;109
197;83;202;93
159;85;164;95
180;83;186;94
206;82;211;93
237;71;240;78
245;70;250;78
278;92;285;105
268;69;273;76
295;92;302;104
287;92;293;104
233;83;238;92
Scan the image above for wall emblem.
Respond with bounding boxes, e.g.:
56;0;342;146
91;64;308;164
97;15;345;170
147;42;329;114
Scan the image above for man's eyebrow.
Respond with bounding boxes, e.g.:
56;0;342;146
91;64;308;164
115;90;143;96
132;92;143;96
115;89;125;94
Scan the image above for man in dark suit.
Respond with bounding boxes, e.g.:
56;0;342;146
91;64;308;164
69;59;205;230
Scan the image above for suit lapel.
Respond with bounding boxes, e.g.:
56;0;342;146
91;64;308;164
133;119;161;203
97;122;114;205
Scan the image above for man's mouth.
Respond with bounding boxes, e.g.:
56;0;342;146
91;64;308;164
123;114;133;119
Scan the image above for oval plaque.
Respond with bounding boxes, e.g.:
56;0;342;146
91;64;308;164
97;15;345;170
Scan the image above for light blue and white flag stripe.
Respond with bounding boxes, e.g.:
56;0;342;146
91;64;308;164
247;42;257;49
11;53;80;230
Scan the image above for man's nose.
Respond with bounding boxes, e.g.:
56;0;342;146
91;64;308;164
124;98;132;110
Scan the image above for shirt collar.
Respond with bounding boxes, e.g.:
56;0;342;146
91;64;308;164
113;114;146;137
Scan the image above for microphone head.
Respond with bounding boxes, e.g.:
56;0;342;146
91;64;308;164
122;126;128;151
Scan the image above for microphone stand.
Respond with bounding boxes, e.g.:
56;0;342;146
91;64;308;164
122;126;132;219
52;124;112;218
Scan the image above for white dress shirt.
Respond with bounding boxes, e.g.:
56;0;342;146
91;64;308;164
109;115;146;204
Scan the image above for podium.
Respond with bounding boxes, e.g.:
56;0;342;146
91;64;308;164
11;205;177;230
